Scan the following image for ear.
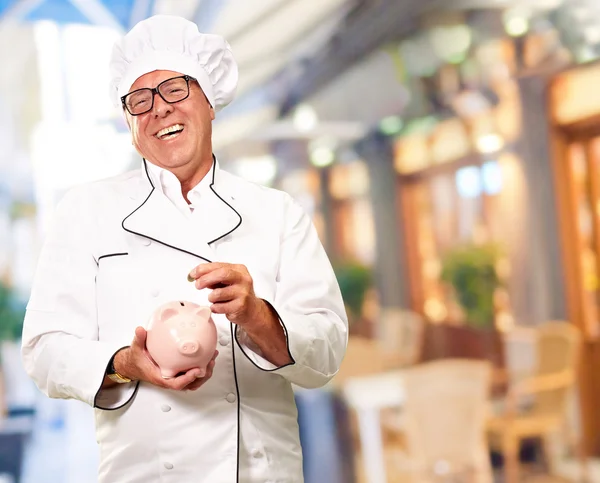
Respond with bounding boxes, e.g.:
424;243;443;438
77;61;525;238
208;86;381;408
209;106;215;121
123;108;132;131
195;306;211;320
160;308;178;323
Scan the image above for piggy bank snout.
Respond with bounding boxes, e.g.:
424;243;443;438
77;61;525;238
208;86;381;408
179;340;200;355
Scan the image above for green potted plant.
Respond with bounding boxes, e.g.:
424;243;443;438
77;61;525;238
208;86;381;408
0;281;26;418
426;242;506;367
440;242;503;329
0;282;25;342
333;260;372;327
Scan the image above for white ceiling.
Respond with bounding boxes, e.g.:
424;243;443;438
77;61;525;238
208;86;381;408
153;0;352;99
0;0;356;150
148;0;355;149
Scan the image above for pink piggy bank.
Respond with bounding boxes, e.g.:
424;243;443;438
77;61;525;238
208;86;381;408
146;301;218;379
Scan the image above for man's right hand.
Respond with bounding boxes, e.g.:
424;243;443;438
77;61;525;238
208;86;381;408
111;326;218;391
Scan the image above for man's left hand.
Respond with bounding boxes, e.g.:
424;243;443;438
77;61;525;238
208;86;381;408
188;262;262;327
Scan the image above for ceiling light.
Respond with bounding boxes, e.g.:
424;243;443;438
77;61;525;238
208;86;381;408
293;104;318;133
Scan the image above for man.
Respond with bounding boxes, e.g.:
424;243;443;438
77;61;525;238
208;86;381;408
21;15;348;483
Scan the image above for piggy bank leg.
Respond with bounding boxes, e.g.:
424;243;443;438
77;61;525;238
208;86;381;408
160;369;178;379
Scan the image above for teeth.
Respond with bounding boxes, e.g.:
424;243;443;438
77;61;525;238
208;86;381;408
156;124;184;139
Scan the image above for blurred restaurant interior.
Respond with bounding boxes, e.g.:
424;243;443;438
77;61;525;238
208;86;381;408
3;0;600;482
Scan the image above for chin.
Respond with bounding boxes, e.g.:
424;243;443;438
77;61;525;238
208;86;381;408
155;150;194;169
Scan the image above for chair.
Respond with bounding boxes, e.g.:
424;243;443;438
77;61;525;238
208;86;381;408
376;308;425;369
397;359;494;483
334;336;388;385
487;321;586;483
502;325;537;384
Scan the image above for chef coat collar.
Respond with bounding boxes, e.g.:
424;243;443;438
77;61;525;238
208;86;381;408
144;158;215;217
123;155;241;260
143;155;221;193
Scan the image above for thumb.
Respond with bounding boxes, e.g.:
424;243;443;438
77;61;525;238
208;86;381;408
133;326;147;347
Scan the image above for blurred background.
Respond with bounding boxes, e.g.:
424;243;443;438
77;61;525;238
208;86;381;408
1;0;600;482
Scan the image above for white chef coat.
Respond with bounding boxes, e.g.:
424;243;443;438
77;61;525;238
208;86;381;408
21;158;348;483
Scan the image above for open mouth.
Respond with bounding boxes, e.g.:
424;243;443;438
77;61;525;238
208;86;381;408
156;124;184;140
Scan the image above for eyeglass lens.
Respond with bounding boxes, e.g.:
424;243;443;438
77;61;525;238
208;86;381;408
125;77;189;115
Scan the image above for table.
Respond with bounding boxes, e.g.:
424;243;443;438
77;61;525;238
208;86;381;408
339;370;406;483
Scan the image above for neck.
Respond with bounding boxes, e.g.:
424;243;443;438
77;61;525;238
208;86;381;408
177;155;213;204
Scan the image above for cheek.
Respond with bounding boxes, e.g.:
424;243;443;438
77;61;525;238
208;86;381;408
131;122;150;148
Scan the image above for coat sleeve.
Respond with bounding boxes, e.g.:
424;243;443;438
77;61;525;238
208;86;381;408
236;193;348;389
21;187;137;409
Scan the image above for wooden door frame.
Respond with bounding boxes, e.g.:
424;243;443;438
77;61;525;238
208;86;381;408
549;123;600;455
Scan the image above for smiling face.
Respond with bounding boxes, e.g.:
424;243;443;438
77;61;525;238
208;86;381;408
125;70;215;182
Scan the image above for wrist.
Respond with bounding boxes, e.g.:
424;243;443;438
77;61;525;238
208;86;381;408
244;299;278;337
111;347;134;382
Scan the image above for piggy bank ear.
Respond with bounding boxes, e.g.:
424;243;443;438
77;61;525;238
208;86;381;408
160;308;178;323
195;306;211;320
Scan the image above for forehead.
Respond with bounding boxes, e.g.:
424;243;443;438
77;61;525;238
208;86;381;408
129;70;184;92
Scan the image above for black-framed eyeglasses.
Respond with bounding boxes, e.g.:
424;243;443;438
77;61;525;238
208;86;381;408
121;75;196;116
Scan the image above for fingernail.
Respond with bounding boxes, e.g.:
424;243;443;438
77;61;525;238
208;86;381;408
187;272;195;282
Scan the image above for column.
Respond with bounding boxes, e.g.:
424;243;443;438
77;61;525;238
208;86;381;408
356;132;409;309
318;167;339;258
514;74;567;323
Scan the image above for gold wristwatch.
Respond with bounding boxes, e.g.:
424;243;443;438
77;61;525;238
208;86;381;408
107;350;132;383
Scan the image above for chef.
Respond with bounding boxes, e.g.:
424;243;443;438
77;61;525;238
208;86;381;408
21;14;348;483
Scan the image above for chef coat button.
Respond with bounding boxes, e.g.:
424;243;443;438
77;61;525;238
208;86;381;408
160;405;171;412
226;393;236;403
252;449;263;458
219;336;229;346
151;289;160;297
164;462;173;470
142;238;151;246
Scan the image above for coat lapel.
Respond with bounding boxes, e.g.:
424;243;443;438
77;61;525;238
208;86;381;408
199;159;242;245
122;159;241;262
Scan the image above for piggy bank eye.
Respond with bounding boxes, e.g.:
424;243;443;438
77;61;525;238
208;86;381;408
190;322;196;327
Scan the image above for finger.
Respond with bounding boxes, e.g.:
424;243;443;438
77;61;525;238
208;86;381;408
188;262;228;281
185;378;206;391
200;359;216;376
208;286;238;304
163;368;203;391
210;299;243;317
195;267;242;290
186;362;215;391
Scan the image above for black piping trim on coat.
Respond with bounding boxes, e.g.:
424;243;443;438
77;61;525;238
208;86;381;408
234;299;296;372
93;381;141;411
229;322;242;482
120;159;213;263
207;155;242;245
98;252;129;262
93;345;140;411
120;157;243;483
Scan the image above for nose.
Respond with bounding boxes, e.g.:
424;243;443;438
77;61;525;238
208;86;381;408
179;340;199;355
152;92;174;118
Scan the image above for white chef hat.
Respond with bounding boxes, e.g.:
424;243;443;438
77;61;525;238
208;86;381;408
108;15;238;113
